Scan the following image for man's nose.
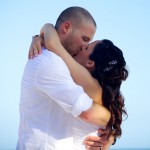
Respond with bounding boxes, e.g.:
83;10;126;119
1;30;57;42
81;44;88;50
83;41;89;46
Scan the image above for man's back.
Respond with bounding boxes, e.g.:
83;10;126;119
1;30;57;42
17;49;92;149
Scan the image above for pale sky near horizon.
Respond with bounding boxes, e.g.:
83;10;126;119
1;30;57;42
0;0;150;149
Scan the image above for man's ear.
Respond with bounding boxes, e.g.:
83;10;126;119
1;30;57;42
62;21;72;33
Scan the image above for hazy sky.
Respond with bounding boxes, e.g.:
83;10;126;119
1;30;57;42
0;0;150;149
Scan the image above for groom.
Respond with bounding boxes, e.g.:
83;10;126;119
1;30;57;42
17;6;115;150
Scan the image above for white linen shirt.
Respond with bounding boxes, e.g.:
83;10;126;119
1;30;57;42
17;49;93;150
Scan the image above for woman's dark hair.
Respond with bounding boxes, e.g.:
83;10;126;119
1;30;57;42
90;39;128;138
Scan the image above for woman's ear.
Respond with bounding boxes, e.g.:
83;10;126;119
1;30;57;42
86;60;95;67
86;60;95;72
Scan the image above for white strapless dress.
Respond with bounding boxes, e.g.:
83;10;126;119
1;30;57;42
73;117;104;150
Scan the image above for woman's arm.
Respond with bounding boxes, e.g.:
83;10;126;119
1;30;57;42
41;23;102;105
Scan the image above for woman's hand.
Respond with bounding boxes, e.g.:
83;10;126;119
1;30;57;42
28;23;57;59
101;136;115;150
83;128;113;150
28;35;44;59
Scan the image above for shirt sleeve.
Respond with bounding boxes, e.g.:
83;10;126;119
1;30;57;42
35;52;93;117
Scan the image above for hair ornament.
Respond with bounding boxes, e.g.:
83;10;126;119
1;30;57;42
103;60;118;72
103;66;113;72
108;60;117;65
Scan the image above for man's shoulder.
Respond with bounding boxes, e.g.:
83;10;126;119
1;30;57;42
40;49;70;71
42;48;61;61
31;48;60;64
26;48;70;75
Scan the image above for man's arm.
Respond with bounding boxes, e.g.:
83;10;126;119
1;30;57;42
79;101;110;127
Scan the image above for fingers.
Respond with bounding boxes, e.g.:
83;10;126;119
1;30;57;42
84;136;101;143
98;129;110;142
28;45;34;59
28;36;43;59
98;128;110;135
84;136;104;150
85;145;102;150
84;135;107;144
84;131;110;150
28;45;38;59
33;47;38;58
36;40;42;54
84;140;102;147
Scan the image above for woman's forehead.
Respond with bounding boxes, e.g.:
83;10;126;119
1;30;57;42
89;40;102;49
89;40;101;45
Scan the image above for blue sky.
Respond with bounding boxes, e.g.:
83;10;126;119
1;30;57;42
0;0;150;149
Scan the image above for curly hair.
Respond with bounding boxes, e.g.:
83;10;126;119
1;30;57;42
90;39;128;138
